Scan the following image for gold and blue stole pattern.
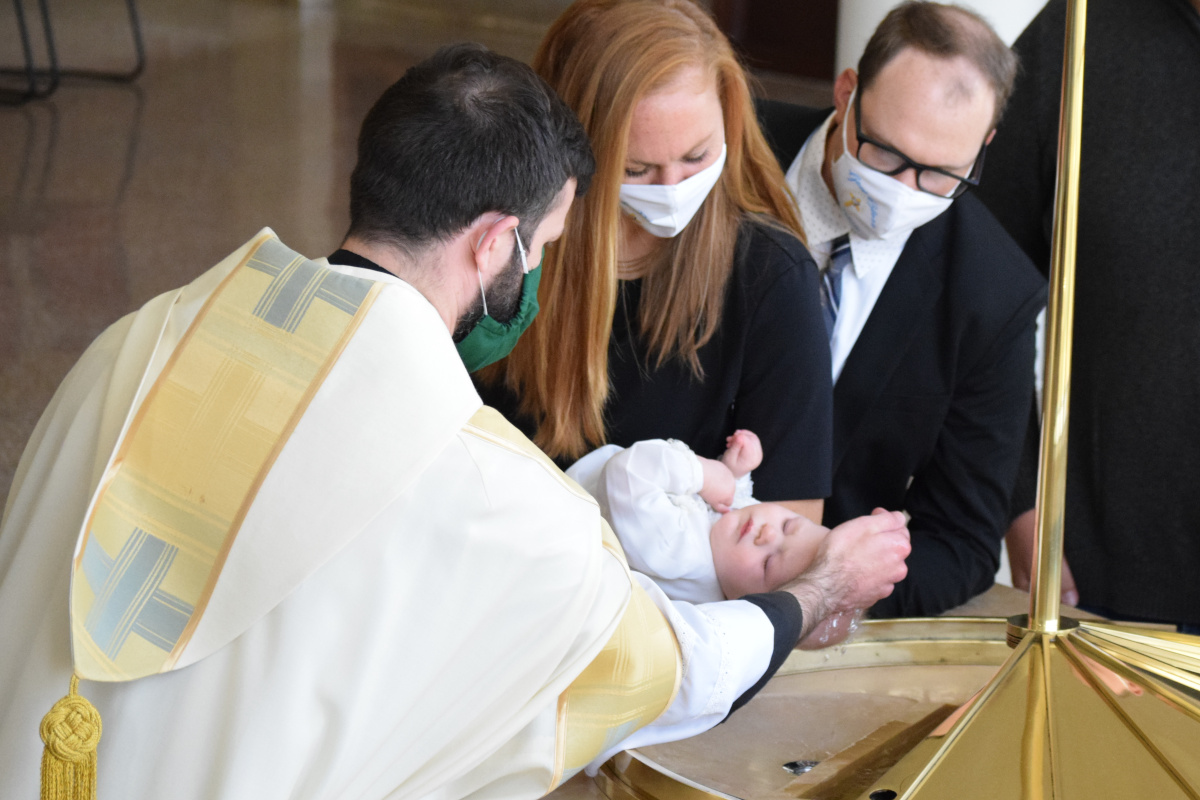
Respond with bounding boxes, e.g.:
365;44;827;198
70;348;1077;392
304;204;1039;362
72;235;380;681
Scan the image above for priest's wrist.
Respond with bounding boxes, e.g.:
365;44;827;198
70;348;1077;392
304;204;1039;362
783;574;835;641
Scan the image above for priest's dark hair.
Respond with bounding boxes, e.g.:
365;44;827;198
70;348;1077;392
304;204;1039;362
348;42;595;254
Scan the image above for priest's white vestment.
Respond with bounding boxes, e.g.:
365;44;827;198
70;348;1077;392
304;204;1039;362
0;231;777;800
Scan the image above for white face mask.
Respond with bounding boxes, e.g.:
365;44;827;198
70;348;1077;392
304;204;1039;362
619;144;727;238
831;89;953;241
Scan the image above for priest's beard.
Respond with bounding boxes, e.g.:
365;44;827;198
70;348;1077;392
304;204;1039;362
452;244;525;342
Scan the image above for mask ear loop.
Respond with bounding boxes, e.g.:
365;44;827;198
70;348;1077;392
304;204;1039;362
514;228;530;275
475;230;490;318
841;85;856;159
475;222;529;317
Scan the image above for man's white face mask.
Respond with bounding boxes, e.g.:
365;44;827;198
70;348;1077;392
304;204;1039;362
831;89;953;241
619;144;727;238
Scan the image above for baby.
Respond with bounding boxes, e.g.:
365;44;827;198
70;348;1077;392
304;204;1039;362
567;431;906;648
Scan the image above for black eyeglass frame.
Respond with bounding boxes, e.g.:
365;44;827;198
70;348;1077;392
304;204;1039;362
852;90;988;199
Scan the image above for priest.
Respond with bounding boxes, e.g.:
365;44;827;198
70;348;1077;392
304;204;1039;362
0;44;911;800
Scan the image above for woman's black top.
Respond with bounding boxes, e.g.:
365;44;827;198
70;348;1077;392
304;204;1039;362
477;217;832;502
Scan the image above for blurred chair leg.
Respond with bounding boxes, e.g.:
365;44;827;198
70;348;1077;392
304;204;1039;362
59;0;145;82
0;0;144;105
0;0;60;105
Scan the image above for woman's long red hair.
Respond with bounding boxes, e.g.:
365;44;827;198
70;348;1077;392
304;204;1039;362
478;0;804;460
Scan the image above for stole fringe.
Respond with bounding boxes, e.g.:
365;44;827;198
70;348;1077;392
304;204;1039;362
39;675;101;800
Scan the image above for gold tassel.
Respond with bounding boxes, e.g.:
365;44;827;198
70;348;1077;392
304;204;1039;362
39;675;102;800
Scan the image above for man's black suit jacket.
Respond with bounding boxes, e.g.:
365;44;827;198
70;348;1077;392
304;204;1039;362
758;100;1047;616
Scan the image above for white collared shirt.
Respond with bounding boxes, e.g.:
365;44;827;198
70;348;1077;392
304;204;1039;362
785;112;913;383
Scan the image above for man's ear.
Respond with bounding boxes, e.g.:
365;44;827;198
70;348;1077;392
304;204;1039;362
832;68;858;127
471;214;521;278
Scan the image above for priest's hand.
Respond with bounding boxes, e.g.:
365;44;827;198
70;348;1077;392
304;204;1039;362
783;508;910;640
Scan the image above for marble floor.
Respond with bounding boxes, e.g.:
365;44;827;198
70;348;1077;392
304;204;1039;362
0;0;830;509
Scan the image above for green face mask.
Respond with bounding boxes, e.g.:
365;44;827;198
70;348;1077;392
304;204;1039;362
455;260;541;373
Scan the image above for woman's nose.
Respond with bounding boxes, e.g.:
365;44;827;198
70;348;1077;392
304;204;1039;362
659;160;708;186
658;165;689;186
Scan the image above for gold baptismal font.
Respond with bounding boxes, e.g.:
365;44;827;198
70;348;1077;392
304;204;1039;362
595;1;1200;797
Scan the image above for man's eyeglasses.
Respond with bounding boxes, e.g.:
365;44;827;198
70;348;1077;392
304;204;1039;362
852;90;987;199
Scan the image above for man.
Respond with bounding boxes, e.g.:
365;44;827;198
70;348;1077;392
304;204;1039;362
0;45;911;799
977;0;1200;633
758;1;1045;617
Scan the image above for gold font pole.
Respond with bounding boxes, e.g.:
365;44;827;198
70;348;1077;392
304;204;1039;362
1029;0;1088;633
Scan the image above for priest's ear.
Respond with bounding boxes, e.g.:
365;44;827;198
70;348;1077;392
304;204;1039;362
471;214;521;280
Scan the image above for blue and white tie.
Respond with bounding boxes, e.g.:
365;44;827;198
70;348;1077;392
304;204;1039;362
821;234;852;339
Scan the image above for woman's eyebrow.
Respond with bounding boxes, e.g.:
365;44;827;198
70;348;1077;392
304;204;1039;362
626;132;717;166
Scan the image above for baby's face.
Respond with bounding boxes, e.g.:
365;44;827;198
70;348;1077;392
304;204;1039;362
709;502;811;599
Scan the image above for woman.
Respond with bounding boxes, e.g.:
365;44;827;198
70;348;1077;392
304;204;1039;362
477;0;831;516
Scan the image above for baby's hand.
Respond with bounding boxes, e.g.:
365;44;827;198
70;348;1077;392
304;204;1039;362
721;429;762;478
698;457;736;512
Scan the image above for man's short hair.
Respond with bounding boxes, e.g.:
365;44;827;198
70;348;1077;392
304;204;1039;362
349;43;595;252
858;2;1018;126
